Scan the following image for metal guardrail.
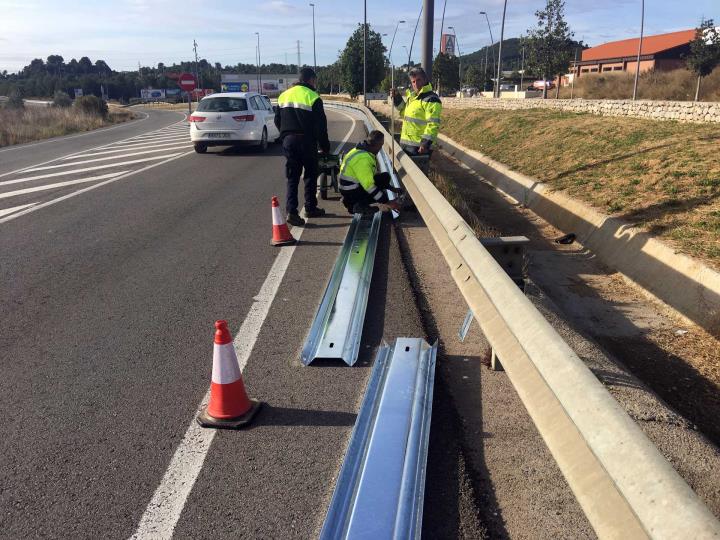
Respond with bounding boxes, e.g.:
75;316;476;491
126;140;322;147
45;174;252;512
301;212;382;366
320;338;437;540
328;100;720;539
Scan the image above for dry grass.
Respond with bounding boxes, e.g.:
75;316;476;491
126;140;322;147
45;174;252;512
441;108;720;268
558;69;720;102
0;106;135;147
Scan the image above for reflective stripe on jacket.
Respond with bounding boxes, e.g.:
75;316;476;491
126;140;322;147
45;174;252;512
338;147;388;203
394;83;442;147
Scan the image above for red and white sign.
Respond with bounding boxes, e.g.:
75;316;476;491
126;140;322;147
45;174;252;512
178;73;197;91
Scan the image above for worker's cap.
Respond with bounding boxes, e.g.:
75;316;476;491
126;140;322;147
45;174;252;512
365;130;384;146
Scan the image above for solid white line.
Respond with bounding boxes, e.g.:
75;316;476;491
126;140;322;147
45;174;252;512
129;112;361;540
116;135;189;146
0;202;38;217
0;151;194;225
0;115;187;179
0;153;183;187
64;140;192;159
0;171;128;199
100;136;189;150
129;227;305;540
27;146;192;170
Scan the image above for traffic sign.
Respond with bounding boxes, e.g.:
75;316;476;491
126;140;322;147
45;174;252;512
178;73;197;91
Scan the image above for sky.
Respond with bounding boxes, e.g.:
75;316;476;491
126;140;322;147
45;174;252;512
0;0;717;73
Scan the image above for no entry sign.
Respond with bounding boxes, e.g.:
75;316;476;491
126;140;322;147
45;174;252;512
179;73;197;92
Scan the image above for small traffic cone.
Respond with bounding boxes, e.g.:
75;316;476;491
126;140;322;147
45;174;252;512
271;196;297;246
197;320;261;429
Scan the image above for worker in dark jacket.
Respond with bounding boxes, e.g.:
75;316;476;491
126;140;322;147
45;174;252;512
274;67;330;226
339;130;402;215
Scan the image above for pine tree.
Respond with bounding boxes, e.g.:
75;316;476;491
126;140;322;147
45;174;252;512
687;19;720;102
339;24;387;98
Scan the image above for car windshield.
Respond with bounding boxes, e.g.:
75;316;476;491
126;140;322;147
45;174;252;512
197;97;248;113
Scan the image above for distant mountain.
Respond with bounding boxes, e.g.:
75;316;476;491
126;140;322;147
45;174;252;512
460;37;586;73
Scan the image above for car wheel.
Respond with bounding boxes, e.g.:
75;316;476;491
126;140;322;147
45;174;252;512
194;143;208;154
256;128;268;153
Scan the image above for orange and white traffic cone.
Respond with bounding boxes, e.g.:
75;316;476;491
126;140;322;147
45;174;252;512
271;195;297;246
197;320;261;429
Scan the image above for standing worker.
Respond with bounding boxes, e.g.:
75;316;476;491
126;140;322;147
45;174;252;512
274;67;330;226
391;67;442;164
339;130;402;215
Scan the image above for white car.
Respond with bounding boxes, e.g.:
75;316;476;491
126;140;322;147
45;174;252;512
189;92;280;153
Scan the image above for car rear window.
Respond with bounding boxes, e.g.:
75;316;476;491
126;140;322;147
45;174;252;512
197;97;248;112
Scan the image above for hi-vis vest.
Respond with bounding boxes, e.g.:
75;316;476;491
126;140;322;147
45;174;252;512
277;84;320;111
339;148;385;202
396;83;442;147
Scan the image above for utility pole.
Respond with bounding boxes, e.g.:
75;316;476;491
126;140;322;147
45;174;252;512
480;11;495;92
255;32;262;93
193;39;202;90
570;47;578;99
310;3;317;73
408;6;423;69
449;26;461;86
632;0;645;101
495;0;507;98
438;0;447;52
520;45;526;91
421;0;434;79
297;41;301;74
363;0;367;106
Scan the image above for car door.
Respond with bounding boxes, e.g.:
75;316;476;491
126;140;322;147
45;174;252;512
261;96;280;139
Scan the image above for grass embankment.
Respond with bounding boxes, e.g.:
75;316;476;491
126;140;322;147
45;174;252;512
441;108;720;267
0;106;135;147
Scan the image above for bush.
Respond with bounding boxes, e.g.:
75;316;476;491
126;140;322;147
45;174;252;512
6;90;24;110
73;95;108;117
53;91;72;108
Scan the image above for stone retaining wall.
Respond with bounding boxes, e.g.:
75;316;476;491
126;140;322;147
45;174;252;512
432;96;720;123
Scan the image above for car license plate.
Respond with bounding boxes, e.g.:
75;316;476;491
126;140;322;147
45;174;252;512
207;133;230;139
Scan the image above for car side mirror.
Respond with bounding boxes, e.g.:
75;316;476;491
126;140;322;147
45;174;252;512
272;105;278;113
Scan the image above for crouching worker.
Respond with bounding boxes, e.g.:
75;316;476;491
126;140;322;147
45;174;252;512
339;130;403;215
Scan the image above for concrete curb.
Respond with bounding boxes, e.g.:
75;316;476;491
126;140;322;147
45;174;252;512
437;133;720;335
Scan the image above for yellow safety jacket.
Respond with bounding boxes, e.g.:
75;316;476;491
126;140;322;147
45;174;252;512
394;83;442;148
338;146;388;203
275;83;330;150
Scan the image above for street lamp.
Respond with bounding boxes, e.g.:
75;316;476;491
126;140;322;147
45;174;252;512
255;32;262;92
479;11;495;91
403;45;411;69
388;20;406;66
310;3;317;74
448;26;462;85
632;0;645;101
495;0;508;98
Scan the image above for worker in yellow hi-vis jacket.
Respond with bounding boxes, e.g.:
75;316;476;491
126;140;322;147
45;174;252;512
391;66;442;159
338;130;403;215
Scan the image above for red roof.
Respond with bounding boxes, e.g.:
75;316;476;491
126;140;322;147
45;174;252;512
582;29;696;61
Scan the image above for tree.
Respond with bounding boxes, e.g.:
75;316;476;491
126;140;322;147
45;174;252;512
523;0;574;98
464;64;483;89
53;90;72;108
433;52;459;94
686;19;720;102
339;23;387;98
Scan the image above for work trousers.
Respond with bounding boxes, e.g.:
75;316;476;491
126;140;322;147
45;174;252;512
282;134;319;214
341;187;377;215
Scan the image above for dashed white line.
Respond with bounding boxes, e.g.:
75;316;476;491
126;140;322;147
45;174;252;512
65;140;191;159
26;146;192;171
0;171;128;200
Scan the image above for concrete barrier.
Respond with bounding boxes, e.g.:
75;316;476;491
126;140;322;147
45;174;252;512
437;134;720;335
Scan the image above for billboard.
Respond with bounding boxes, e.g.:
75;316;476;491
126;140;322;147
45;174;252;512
220;74;296;95
140;88;166;99
441;33;456;56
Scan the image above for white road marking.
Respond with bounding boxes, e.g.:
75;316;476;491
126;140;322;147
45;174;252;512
0;151;194;225
98;136;189;151
0;171;128;200
0;116;187;179
26;146;192;171
65;140;192;159
0;153;183;187
0;202;38;218
123;133;189;144
129;113;360;540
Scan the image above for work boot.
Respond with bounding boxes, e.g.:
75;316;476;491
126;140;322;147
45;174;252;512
286;212;306;226
304;207;326;218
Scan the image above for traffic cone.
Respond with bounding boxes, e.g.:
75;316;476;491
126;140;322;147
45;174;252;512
197;320;261;429
271;195;297;246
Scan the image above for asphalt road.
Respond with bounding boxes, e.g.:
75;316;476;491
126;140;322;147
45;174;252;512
0;107;428;538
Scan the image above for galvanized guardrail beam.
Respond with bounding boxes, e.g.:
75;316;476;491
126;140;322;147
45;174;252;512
301;211;382;366
327;100;720;539
320;338;437;540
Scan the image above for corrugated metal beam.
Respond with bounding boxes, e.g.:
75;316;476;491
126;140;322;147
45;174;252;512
301;211;382;366
320;338;437;539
